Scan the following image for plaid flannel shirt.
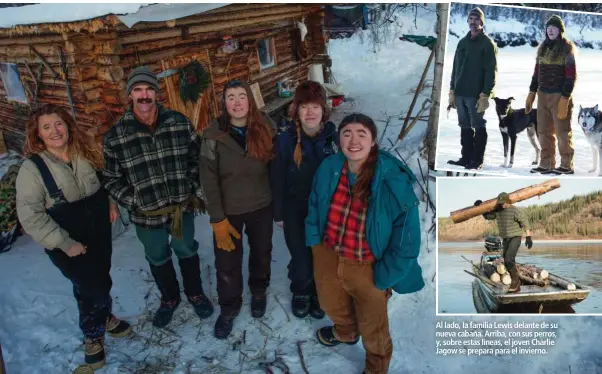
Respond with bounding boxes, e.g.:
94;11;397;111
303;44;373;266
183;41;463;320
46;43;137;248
323;162;374;262
102;105;201;228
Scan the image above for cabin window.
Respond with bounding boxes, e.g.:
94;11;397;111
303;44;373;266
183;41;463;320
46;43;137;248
257;38;277;70
0;63;27;103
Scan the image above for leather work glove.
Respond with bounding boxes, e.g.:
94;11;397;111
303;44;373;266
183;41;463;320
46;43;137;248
525;92;536;114
475;93;490;113
211;219;241;251
525;236;533;249
448;90;456;109
474;200;483;206
557;96;570;120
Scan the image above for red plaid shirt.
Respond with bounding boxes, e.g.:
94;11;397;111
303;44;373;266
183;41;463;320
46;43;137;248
323;162;374;262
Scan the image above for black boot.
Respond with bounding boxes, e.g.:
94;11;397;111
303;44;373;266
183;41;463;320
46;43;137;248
149;260;181;328
178;254;214;320
291;294;311;319
508;267;521;293
309;295;325;319
251;295;267;318
316;326;359;347
214;314;235;339
466;128;488;170
448;128;474;166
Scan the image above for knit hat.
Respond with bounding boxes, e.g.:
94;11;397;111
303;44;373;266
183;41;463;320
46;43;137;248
469;7;485;26
288;80;329;121
497;192;510;205
127;66;160;95
546;15;565;34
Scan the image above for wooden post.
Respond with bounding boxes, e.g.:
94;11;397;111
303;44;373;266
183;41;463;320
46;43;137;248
450;179;561;223
424;3;448;169
0;343;6;374
398;47;435;140
34;64;44;106
30;46;59;79
57;46;76;119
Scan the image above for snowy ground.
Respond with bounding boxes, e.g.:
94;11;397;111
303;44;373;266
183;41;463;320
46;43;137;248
436;13;602;176
4;5;602;374
0;6;437;374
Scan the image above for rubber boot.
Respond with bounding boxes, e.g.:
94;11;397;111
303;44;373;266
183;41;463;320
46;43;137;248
448;128;474;166
508;267;521;293
291;294;311;318
178;254;214;319
149;259;181;328
466;128;488;170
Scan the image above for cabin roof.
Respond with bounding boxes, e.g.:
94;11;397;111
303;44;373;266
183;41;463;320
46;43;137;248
0;3;231;34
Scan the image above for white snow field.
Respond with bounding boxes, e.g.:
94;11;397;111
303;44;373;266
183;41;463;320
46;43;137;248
436;11;602;176
2;5;602;374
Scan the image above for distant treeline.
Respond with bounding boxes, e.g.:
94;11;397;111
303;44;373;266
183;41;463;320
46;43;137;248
438;190;602;241
450;3;602;50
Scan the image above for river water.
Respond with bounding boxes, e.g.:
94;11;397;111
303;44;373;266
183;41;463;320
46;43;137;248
438;241;602;314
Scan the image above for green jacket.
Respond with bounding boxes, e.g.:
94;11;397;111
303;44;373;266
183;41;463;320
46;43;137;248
484;205;528;239
305;150;424;294
450;30;498;98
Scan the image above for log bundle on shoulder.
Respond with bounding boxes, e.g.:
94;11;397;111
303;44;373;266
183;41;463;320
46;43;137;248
450;179;561;223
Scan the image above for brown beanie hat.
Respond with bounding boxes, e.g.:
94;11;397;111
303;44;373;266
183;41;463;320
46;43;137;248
469;7;485;26
288;80;330;121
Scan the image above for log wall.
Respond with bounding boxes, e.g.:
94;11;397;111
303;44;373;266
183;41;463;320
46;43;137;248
0;4;327;153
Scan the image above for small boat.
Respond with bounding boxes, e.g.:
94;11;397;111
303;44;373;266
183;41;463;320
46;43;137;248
468;237;590;313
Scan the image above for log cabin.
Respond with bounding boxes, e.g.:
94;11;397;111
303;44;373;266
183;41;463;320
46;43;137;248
0;3;331;152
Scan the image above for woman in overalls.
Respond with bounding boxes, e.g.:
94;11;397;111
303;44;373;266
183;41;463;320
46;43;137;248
16;105;131;370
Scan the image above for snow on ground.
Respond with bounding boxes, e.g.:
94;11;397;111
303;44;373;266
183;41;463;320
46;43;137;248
436;14;602;176
0;6;437;374
3;5;602;374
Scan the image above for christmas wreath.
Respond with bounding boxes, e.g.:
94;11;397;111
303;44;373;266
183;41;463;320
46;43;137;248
179;61;209;104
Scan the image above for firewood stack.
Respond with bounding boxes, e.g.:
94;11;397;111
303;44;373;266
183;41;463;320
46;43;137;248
483;260;576;291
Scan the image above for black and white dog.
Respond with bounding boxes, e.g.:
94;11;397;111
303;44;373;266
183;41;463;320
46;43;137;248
578;105;602;176
493;97;540;168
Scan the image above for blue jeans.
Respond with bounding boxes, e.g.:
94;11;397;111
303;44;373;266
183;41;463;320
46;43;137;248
456;96;486;129
135;213;199;266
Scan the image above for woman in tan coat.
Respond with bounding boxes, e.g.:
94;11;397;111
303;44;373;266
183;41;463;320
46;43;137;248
16;105;131;370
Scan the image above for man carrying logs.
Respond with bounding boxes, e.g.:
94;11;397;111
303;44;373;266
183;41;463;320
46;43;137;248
475;192;533;292
101;66;213;327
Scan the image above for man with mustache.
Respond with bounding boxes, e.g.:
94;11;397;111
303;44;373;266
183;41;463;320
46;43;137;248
102;66;213;328
448;7;498;170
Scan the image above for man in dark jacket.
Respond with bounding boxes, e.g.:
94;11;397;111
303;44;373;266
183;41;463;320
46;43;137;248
102;66;213;328
448;7;498;170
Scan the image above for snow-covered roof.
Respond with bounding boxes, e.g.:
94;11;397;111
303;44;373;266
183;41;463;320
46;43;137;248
0;3;230;29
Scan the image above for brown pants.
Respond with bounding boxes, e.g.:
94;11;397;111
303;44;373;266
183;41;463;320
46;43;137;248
537;92;574;169
313;243;392;374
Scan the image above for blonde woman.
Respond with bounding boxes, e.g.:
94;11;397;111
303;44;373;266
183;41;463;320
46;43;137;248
16;105;131;370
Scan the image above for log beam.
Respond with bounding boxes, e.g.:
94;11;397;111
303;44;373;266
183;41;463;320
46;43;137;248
450;179;561;223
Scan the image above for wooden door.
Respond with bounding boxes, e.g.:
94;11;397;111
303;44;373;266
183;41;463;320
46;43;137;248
160;50;218;133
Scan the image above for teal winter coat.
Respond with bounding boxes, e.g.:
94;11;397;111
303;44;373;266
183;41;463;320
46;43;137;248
305;150;424;294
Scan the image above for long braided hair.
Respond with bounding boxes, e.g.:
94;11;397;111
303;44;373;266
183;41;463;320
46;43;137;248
219;80;273;163
288;81;330;168
338;113;378;202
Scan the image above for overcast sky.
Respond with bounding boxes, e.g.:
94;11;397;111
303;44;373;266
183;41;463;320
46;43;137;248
437;177;602;217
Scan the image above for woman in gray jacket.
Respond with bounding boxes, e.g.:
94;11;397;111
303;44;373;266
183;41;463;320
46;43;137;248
16;105;131;370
